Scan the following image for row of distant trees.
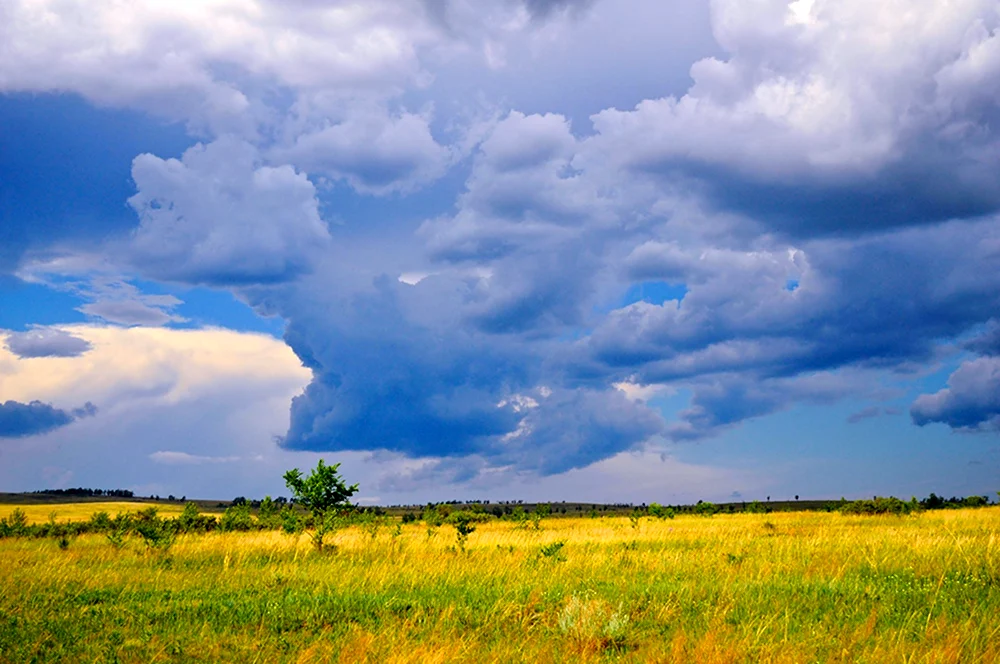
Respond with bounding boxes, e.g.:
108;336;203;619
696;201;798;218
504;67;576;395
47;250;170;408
32;488;135;498
23;486;997;516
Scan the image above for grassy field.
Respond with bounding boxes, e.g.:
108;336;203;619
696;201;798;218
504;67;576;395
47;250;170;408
0;501;207;524
0;506;997;663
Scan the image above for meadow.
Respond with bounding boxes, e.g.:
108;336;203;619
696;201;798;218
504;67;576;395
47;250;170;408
0;505;998;663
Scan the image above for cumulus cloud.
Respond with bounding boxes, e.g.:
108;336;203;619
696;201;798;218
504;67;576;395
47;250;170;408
911;357;1000;431
275;107;452;195
128;138;332;286
4;327;92;358
5;0;1000;488
0;399;96;439
581;0;1000;232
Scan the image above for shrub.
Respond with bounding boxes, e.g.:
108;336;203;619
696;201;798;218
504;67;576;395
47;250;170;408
694;501;718;517
257;496;281;529
839;496;920;516
280;506;303;535
89;511;112;532
135;512;176;552
219;503;255;532
558;594;630;653
539;540;566;560
447;511;491;551
0;508;28;537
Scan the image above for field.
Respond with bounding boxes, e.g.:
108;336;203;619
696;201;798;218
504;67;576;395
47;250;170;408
0;505;998;663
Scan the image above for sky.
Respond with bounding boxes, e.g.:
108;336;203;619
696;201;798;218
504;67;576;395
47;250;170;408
1;0;999;505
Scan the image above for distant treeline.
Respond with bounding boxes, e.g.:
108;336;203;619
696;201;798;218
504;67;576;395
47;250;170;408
33;488;135;498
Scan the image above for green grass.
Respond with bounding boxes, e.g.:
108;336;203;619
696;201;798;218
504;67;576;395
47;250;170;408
1;508;998;662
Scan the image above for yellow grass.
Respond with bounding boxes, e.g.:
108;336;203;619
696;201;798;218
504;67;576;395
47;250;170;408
0;501;194;523
1;506;998;663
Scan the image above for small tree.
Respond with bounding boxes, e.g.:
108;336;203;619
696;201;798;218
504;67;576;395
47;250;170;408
284;459;358;551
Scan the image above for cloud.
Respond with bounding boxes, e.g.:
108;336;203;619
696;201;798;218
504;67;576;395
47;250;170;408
149;451;242;465
0;399;96;439
847;406;901;424
128;138;333;286
16;259;187;327
581;0;1000;233
5;0;1000;487
4;327;92;358
0;325;317;497
964;320;1000;356
911;356;1000;431
274;107;452;195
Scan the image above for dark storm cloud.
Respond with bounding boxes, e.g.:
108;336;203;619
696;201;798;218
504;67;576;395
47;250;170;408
4;327;92;358
0;400;97;438
964;321;1000;357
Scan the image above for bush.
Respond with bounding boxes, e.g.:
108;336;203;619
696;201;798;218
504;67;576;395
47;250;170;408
257;496;281;529
177;502;215;533
839;496;920;516
558;594;630;652
280;506;303;535
447;510;491;551
0;508;28;537
219;503;256;532
694;501;718;517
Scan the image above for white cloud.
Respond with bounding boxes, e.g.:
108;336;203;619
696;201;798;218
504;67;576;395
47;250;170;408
578;0;1000;225
274;106;451;194
128;137;333;286
149;451;242;465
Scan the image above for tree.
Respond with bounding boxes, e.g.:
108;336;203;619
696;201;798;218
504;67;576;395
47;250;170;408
283;459;358;551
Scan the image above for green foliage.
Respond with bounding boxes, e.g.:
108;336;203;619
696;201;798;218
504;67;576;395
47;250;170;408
89;511;112;531
840;496;921;516
628;510;642;530
177;502;216;533
0;508;28;537
134;511;176;552
694;501;718;517
447;510;491;551
257;496;280;529
219;502;255;532
745;500;768;514
509;506;529;528
280;506;303;535
539;540;566;560
283;459;358;520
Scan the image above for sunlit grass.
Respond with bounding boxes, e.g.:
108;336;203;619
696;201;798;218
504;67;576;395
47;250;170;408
0;501;223;524
1;507;998;662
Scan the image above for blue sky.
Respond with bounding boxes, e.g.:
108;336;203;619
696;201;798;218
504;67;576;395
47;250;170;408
1;0;998;503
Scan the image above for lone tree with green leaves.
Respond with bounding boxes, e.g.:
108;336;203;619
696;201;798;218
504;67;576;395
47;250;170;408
283;459;358;551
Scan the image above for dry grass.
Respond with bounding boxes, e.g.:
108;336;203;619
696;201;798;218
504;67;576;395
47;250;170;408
0;501;200;523
0;507;998;662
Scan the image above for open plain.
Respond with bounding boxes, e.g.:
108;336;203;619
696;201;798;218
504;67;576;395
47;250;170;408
1;505;997;663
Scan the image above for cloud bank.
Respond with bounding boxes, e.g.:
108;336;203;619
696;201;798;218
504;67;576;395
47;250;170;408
0;400;96;438
2;0;999;489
